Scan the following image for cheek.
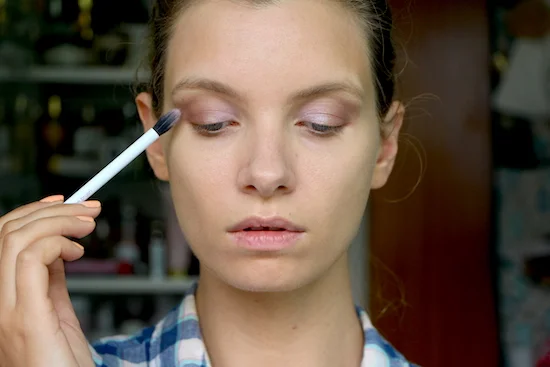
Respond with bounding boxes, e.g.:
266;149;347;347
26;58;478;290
165;135;236;232
167;131;235;188
301;130;378;238
304;134;378;201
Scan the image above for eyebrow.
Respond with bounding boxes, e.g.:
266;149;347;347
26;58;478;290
172;77;241;100
171;77;366;104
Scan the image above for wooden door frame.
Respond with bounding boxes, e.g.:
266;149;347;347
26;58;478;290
368;0;500;366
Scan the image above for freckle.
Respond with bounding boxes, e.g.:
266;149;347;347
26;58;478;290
291;325;298;330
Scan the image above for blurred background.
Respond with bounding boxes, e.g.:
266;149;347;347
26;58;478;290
0;0;549;366
0;0;202;343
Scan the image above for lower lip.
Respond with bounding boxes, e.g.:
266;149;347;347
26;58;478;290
229;231;304;251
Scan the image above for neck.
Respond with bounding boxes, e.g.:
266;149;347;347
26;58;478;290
195;255;364;367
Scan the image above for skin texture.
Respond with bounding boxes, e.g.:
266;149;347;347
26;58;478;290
136;0;404;366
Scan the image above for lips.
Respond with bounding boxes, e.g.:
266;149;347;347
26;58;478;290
228;217;305;251
228;217;305;233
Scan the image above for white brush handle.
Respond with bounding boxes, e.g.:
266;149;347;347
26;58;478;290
64;129;159;204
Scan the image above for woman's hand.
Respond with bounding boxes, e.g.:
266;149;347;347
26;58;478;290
0;195;100;367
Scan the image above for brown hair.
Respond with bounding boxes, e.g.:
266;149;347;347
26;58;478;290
146;0;396;120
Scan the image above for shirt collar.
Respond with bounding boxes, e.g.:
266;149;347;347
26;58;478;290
172;283;411;367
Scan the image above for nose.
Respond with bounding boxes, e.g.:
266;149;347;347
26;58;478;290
237;126;296;199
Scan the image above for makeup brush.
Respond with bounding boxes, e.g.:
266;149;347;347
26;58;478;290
64;109;181;204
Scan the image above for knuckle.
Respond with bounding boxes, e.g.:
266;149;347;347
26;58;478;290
16;250;37;267
1;220;17;236
0;223;10;240
0;213;10;231
2;232;21;252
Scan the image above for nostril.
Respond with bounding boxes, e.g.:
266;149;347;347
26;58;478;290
244;185;256;192
276;185;288;192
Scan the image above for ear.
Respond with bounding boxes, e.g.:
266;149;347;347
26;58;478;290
370;101;405;189
136;92;170;181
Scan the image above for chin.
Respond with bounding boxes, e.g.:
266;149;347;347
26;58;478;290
207;257;319;293
228;280;301;293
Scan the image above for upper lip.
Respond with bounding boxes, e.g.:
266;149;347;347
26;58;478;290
228;216;306;232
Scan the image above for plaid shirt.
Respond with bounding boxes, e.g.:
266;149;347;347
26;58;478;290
89;284;417;367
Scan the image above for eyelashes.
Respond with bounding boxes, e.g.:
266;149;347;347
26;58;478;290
299;121;344;135
192;121;236;134
191;120;345;137
193;121;230;132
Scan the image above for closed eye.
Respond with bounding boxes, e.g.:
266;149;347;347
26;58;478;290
192;121;237;135
298;121;345;136
192;121;344;136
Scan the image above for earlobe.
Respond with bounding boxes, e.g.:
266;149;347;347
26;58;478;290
371;101;405;189
135;93;170;181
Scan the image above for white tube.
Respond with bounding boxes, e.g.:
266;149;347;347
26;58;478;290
64;129;160;204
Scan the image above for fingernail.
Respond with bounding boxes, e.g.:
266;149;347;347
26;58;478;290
40;195;64;203
72;241;84;251
76;216;95;222
81;200;101;208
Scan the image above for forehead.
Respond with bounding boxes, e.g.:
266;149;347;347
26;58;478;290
164;0;375;104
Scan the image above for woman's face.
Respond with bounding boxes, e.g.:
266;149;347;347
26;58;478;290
138;0;402;292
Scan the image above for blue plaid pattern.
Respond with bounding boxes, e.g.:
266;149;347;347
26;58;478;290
89;283;417;367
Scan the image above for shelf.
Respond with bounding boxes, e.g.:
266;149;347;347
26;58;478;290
0;66;150;85
66;276;197;294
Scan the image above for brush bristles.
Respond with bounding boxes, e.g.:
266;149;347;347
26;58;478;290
153;109;181;135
